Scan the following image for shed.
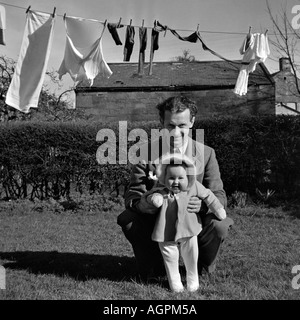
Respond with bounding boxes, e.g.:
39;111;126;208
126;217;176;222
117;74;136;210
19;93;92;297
75;60;275;121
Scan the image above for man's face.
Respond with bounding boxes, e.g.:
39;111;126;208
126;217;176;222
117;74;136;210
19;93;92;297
162;109;195;149
165;165;189;194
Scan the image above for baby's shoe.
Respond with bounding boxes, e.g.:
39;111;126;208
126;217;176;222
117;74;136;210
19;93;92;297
215;207;226;220
186;275;199;292
187;282;199;292
170;281;184;293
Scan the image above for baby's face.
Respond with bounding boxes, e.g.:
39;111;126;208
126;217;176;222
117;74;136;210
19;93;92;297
165;165;189;194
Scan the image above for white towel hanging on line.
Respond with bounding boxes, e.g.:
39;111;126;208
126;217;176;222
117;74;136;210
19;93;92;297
5;10;55;113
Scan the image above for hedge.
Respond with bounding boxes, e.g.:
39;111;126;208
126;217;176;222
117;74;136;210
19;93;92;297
0;115;299;201
193;115;300;198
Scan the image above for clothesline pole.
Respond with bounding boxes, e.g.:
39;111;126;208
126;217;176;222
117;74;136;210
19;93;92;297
138;52;144;75
148;40;154;76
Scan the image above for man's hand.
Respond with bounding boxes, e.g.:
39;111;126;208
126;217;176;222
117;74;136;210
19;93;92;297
136;193;160;214
187;196;202;213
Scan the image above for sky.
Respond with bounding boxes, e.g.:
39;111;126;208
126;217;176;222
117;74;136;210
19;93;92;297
0;0;298;101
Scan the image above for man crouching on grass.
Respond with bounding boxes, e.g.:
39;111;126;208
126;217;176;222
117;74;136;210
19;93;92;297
117;95;234;282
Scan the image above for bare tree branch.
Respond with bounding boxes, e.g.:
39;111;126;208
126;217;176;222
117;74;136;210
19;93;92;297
0;54;87;122
266;0;300;96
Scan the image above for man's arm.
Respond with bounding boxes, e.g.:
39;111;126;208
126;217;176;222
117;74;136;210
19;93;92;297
125;162;148;209
202;148;227;208
125;162;159;214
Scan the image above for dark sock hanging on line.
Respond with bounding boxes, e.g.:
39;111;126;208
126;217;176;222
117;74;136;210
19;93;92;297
138;27;147;75
139;27;147;53
107;23;124;45
123;25;135;62
148;21;166;75
148;28;160;75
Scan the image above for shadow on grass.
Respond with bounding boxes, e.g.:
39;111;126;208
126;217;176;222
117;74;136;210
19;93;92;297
0;251;137;282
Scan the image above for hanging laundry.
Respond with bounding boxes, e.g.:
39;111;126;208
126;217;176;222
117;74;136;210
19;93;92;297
148;29;159;75
107;22;124;45
168;29;198;43
168;27;250;66
233;33;270;96
138;26;147;75
155;21;168;37
5;10;55;113
58;16;112;86
242;31;252;53
0;5;6;45
148;21;167;75
123;25;135;62
196;31;251;65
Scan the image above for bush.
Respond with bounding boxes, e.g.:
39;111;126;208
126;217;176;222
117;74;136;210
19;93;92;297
0;120;131;200
0;115;299;202
194;115;300;198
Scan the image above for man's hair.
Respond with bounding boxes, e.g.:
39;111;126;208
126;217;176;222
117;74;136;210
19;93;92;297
156;96;198;122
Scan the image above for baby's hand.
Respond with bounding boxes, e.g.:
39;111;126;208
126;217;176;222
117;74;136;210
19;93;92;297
147;193;164;208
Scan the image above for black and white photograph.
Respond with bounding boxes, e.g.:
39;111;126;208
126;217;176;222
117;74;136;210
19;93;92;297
0;0;299;306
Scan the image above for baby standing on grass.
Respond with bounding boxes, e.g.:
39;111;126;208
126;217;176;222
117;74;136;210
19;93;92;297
146;154;227;292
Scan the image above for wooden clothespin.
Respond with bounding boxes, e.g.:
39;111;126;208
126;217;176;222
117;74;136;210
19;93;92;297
52;7;56;18
164;24;167;37
63;13;66;20
129;19;132;27
265;29;268;36
104;19;107;27
244;26;252;51
142;19;144;28
117;17;122;27
246;26;252;42
26;6;31;14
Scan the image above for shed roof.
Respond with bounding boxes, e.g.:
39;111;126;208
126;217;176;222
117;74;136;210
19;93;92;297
77;60;274;91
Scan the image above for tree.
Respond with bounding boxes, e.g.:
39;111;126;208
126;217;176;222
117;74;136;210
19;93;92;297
266;0;300;96
0;55;89;122
172;49;196;62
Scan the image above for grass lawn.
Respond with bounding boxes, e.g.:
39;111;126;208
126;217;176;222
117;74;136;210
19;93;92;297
0;197;299;300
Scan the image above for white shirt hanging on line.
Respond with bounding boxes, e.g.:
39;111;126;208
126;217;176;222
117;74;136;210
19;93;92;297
233;33;270;96
58;16;112;86
5;10;55;113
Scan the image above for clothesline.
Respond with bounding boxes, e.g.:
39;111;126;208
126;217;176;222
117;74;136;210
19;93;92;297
0;0;283;36
2;8;271;115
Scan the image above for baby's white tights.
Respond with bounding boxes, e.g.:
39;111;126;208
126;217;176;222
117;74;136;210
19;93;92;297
159;236;199;292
